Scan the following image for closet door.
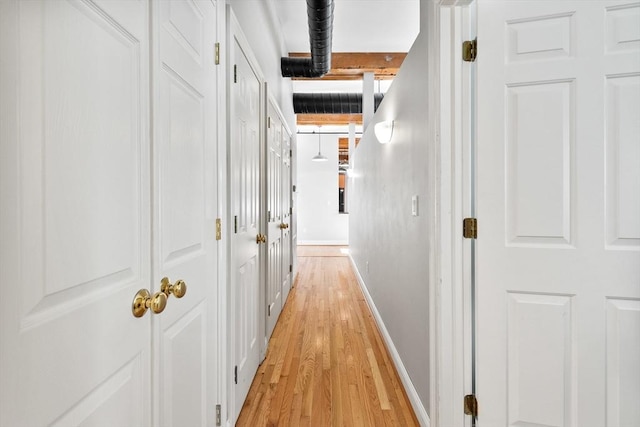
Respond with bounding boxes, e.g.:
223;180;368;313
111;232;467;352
280;125;293;303
229;19;263;422
265;99;283;339
476;1;640;426
0;1;152;425
152;1;218;426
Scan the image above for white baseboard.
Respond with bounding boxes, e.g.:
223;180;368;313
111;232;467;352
348;255;431;427
297;240;348;246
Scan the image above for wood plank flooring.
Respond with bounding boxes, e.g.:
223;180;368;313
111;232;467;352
296;245;349;257
236;251;419;426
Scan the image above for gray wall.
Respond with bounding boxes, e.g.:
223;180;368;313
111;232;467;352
349;30;432;412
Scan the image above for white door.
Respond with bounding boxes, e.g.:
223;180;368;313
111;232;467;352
266;100;283;339
476;1;640;426
281;126;293;303
152;1;218;426
0;1;152;425
229;29;262;422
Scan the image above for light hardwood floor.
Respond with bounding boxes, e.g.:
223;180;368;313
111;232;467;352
236;251;419;426
296;245;349;257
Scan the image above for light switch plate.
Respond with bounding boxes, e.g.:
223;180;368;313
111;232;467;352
412;195;419;216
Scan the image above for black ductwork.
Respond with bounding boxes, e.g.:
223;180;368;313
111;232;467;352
293;93;385;114
281;0;334;78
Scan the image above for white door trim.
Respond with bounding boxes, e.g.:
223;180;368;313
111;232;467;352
432;0;475;426
216;1;228;425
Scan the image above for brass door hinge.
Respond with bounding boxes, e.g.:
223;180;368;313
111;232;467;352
215;218;222;240
234;215;238;234
215;404;221;426
233;64;237;83
463;218;477;239
464;394;478;417
462;38;477;62
214;42;220;65
268;116;271;128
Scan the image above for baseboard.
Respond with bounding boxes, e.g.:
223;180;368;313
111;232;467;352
297;240;348;246
348;255;431;427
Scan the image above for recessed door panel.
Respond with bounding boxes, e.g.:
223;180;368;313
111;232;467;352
605;74;640;249
606;298;640;426
507;293;574;427
505;80;574;247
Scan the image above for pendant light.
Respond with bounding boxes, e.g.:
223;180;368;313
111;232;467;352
311;128;328;162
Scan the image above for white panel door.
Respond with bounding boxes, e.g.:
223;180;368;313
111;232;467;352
266;100;283;339
281;126;293;303
0;1;151;425
152;1;217;426
230;32;262;422
476;1;640;427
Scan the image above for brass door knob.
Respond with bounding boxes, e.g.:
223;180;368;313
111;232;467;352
132;289;168;318
256;233;266;244
279;223;287;230
161;277;187;298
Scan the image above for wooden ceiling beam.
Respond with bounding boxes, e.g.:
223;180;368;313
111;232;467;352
338;137;360;148
288;52;406;80
297;113;362;126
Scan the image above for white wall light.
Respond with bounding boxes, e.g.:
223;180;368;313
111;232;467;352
374;120;394;144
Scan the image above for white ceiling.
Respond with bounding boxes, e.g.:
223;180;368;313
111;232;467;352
272;0;420;53
273;0;419;129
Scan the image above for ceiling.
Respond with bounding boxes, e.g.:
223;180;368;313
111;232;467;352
272;0;420;53
272;0;420;130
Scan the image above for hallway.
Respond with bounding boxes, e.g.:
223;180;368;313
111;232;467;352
236;247;419;426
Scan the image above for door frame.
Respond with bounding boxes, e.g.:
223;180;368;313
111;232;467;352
216;1;228;426
430;0;475;426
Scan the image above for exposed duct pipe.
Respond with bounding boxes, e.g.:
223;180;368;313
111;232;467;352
281;0;334;78
293;93;384;114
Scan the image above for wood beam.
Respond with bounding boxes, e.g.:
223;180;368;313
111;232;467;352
297;114;363;126
288;52;406;80
338;137;360;148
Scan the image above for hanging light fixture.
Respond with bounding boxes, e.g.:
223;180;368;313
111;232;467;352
311;127;328;162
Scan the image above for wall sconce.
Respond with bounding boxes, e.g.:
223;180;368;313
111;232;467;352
374;120;394;144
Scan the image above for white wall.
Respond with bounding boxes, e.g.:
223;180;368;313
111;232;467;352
349;29;433;416
229;0;295;125
297;133;349;245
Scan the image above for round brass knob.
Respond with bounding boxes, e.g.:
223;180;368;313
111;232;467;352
132;289;168;317
149;291;168;314
132;289;151;318
162;277;187;299
256;234;266;244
